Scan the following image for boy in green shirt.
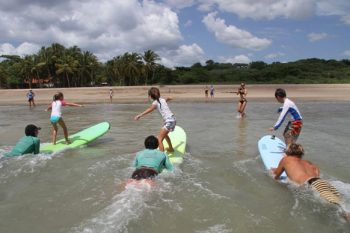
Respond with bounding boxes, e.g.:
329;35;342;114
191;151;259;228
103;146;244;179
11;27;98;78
5;124;41;157
131;135;174;180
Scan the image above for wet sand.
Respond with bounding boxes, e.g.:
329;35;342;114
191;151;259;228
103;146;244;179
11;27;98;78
0;84;349;105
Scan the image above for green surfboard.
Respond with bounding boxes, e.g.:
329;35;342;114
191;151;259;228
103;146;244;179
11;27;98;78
40;122;110;154
163;126;187;164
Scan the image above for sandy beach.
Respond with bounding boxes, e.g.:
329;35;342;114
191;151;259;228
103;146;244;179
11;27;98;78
0;84;350;105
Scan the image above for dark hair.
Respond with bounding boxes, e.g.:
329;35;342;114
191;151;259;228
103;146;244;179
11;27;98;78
148;87;161;108
285;143;304;158
275;88;286;98
25;124;40;137
144;135;159;149
53;92;64;101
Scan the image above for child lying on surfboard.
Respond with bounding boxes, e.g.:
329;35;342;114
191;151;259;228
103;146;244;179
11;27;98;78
134;87;176;152
130;135;173;180
271;143;350;220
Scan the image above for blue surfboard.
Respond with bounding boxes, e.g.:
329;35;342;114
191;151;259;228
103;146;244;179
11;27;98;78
258;135;287;180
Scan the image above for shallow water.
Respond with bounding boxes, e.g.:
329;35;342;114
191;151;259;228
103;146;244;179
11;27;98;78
0;100;350;233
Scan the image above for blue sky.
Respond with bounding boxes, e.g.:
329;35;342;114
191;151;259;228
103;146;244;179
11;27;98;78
0;0;349;67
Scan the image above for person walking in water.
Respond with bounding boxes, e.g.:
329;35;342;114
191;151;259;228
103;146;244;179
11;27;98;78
268;88;302;145
134;87;176;152
235;82;248;117
46;92;83;145
26;89;36;108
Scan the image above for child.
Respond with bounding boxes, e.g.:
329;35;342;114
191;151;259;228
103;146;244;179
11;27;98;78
5;124;41;157
131;135;173;180
268;88;302;145
46;92;83;145
134;87;176;152
109;88;113;103
26;89;36;108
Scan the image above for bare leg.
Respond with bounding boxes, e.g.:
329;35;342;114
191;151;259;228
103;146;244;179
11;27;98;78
240;101;247;116
52;123;58;145
158;128;173;152
58;119;70;144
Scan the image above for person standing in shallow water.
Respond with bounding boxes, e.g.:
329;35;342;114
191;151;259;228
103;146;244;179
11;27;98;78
109;88;113;103
268;88;302;146
235;82;247;117
26;90;36;108
210;85;215;99
134;87;176;152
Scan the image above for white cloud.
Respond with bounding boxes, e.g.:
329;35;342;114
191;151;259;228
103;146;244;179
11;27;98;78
307;32;328;42
198;0;315;20
341;15;350;25
265;52;285;59
164;0;195;9
159;43;205;67
219;55;251;64
184;20;193;27
202;12;271;50
316;0;350;26
0;0;183;62
344;50;350;57
0;42;40;56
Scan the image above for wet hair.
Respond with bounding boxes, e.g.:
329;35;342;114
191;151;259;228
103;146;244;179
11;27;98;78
285;143;304;158
25;124;40;137
53;92;64;101
148;87;161;109
144;135;159;149
275;88;286;98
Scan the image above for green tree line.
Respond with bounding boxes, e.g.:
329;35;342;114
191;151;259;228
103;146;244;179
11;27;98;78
1;43;350;88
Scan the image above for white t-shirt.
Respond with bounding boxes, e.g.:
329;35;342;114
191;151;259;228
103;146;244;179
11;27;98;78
152;98;174;121
51;100;66;117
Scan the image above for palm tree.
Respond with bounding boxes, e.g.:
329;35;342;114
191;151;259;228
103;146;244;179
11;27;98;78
122;52;142;85
142;50;160;85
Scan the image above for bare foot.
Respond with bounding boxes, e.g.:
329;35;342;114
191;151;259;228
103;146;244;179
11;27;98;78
166;148;174;153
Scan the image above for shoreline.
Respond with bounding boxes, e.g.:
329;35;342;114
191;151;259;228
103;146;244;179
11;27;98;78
0;84;350;106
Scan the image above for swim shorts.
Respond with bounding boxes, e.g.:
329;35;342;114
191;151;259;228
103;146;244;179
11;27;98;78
28;98;33;102
163;116;176;132
131;167;158;180
307;178;341;204
283;120;302;141
50;116;61;123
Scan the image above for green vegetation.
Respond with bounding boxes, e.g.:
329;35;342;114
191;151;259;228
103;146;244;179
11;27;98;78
1;43;349;88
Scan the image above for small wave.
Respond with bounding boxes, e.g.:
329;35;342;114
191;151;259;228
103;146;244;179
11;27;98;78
196;224;232;233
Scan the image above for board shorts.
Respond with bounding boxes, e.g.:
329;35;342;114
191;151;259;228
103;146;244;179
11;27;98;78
28;98;33;102
50;116;61;123
283;120;302;141
163;116;176;132
131;167;158;180
307;178;341;204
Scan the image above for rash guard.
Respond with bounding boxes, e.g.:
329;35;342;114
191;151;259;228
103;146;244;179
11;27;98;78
133;149;174;173
5;136;40;157
273;98;302;130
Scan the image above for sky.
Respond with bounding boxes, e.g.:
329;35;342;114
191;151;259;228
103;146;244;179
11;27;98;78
0;0;349;67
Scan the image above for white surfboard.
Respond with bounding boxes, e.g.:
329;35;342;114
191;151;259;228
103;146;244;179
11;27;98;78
258;135;287;180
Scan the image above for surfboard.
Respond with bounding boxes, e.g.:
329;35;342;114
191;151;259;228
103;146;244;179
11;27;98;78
258;135;287;180
40;122;110;154
163;125;187;164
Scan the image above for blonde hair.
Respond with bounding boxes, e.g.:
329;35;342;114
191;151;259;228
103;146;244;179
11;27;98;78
285;143;304;158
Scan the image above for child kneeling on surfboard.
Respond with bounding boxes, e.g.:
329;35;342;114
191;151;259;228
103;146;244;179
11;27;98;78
268;88;302;145
46;92;83;145
131;135;173;180
272;143;350;220
134;87;176;152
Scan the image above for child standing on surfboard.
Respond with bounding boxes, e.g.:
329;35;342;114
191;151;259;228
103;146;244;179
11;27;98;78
268;88;302;145
46;92;83;145
134;87;176;152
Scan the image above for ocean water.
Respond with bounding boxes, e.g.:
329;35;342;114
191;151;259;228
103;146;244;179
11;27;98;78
0;100;350;233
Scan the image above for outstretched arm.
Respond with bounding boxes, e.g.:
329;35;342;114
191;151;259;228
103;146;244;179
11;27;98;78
165;97;173;102
45;104;52;111
65;102;83;107
134;104;156;120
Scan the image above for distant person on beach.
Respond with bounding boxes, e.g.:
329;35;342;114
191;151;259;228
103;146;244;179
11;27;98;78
46;92;83;145
26;90;36;108
130;135;174;180
134;87;176;152
5;124;41;157
235;82;248;117
268;88;302;145
210;85;215;98
109;88;113;103
271;143;349;220
204;86;209;100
